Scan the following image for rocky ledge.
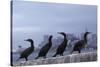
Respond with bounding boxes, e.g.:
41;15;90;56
13;52;97;66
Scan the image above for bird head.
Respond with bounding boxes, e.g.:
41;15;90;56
49;35;53;38
24;39;34;47
85;31;91;34
49;35;53;40
57;32;66;37
85;32;91;36
84;31;91;40
24;39;34;43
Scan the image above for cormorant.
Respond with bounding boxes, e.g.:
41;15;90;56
53;32;68;57
35;35;53;59
17;39;34;61
71;32;91;53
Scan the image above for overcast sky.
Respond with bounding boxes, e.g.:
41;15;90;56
12;1;97;50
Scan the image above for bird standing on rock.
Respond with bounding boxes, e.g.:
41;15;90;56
17;39;34;61
53;32;68;57
71;32;91;53
35;35;53;59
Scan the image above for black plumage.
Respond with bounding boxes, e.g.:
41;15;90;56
35;35;53;59
53;32;68;57
17;39;34;61
71;32;91;53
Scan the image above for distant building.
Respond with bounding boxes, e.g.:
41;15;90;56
87;34;97;50
38;34;79;49
38;33;97;51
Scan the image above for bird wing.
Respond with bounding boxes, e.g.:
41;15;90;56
39;43;51;55
74;40;84;49
56;42;65;53
21;47;33;57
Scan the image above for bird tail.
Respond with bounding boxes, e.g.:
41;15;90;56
53;53;57;57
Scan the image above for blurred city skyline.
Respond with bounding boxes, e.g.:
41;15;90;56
12;1;97;50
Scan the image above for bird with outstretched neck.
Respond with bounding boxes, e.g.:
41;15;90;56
35;35;53;59
53;32;68;57
71;32;91;53
17;39;34;61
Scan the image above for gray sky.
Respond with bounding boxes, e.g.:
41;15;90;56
12;1;97;50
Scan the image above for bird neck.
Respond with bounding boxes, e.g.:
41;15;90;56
49;37;52;42
49;39;52;44
63;35;67;40
63;36;67;43
48;38;52;46
30;41;34;48
84;33;88;44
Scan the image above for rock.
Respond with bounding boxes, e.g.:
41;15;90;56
13;52;97;66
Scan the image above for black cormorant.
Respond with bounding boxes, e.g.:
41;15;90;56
17;39;34;61
53;32;68;57
35;35;53;59
71;32;91;53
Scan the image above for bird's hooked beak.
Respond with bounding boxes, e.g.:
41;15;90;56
24;40;27;41
57;32;66;36
24;40;28;41
57;32;62;34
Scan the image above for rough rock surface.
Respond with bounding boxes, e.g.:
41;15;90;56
13;52;97;66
